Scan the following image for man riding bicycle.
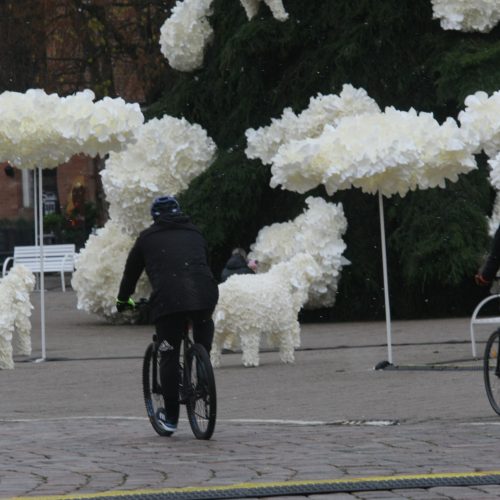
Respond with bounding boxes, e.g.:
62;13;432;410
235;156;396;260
116;195;219;434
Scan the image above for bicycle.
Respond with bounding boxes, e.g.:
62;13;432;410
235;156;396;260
483;327;500;416
142;321;217;439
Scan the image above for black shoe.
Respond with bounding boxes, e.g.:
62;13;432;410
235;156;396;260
156;408;177;433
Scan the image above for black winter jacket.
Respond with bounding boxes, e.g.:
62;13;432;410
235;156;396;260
118;214;219;322
220;254;254;283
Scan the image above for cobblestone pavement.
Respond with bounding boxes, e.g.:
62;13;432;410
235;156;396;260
1;287;500;499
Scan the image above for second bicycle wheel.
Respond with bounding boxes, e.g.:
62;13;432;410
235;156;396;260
142;342;173;436
184;344;217;439
484;329;500;416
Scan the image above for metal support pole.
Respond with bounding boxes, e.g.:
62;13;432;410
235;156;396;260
33;170;38;246
36;167;46;362
378;192;393;365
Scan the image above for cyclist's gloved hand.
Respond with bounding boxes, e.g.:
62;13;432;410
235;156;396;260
116;297;136;312
475;274;490;286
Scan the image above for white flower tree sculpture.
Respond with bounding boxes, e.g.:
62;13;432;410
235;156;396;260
246;84;381;165
159;0;214;72
460;90;500;235
431;0;500;32
246;87;477;366
0;265;36;369
271;108;475;196
0;88;144;360
159;0;288;73
460;90;500;160
240;0;289;21
72;221;152;320
72;115;217;320
0;89;142;168
249;196;348;308
101;116;217;235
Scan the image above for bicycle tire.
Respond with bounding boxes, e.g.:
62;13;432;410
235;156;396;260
184;343;217;439
483;328;500;416
142;342;173;436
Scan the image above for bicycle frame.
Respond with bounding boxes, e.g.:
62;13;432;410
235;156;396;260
143;318;216;439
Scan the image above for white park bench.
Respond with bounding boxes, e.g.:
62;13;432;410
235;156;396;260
1;244;76;292
470;293;500;358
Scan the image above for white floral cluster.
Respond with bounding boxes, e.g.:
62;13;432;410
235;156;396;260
459;90;500;158
212;253;321;367
0;265;35;369
72;221;151;320
268;107;476;197
487;154;500;191
249;197;348;308
240;0;289;21
72;115;217;319
458;90;500;233
0;89;143;169
159;0;214;72
159;0;288;73
431;0;500;32
245;84;380;165
102;116;217;234
459;91;500;192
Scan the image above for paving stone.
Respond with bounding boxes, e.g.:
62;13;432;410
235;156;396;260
427;486;498;499
308;494;358;499
0;291;498;498
393;489;448;499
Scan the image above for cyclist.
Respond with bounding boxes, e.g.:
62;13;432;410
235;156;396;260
116;195;219;434
476;224;500;287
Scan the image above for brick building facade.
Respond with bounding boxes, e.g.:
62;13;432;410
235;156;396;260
0;0;169;239
1;156;98;220
1;164;25;219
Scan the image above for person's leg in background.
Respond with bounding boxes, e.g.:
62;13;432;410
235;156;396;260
190;309;215;353
155;313;185;427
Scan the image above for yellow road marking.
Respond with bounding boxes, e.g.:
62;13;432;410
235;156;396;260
11;470;500;500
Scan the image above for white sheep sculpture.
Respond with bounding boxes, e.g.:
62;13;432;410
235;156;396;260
0;264;36;369
211;253;321;367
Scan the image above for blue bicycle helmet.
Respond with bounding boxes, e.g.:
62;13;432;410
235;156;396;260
150;195;181;219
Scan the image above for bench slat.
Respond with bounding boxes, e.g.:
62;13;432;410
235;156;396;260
471;317;500;324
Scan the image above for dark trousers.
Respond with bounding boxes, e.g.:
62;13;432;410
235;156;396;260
154;309;214;423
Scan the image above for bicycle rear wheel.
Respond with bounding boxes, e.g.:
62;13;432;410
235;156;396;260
484;329;500;416
184;344;217;439
142;342;173;436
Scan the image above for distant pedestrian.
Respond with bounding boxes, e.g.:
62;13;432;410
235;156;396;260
220;248;255;283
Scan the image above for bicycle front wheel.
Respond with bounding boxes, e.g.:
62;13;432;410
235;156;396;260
484;329;500;416
143;342;173;436
184;344;217;440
